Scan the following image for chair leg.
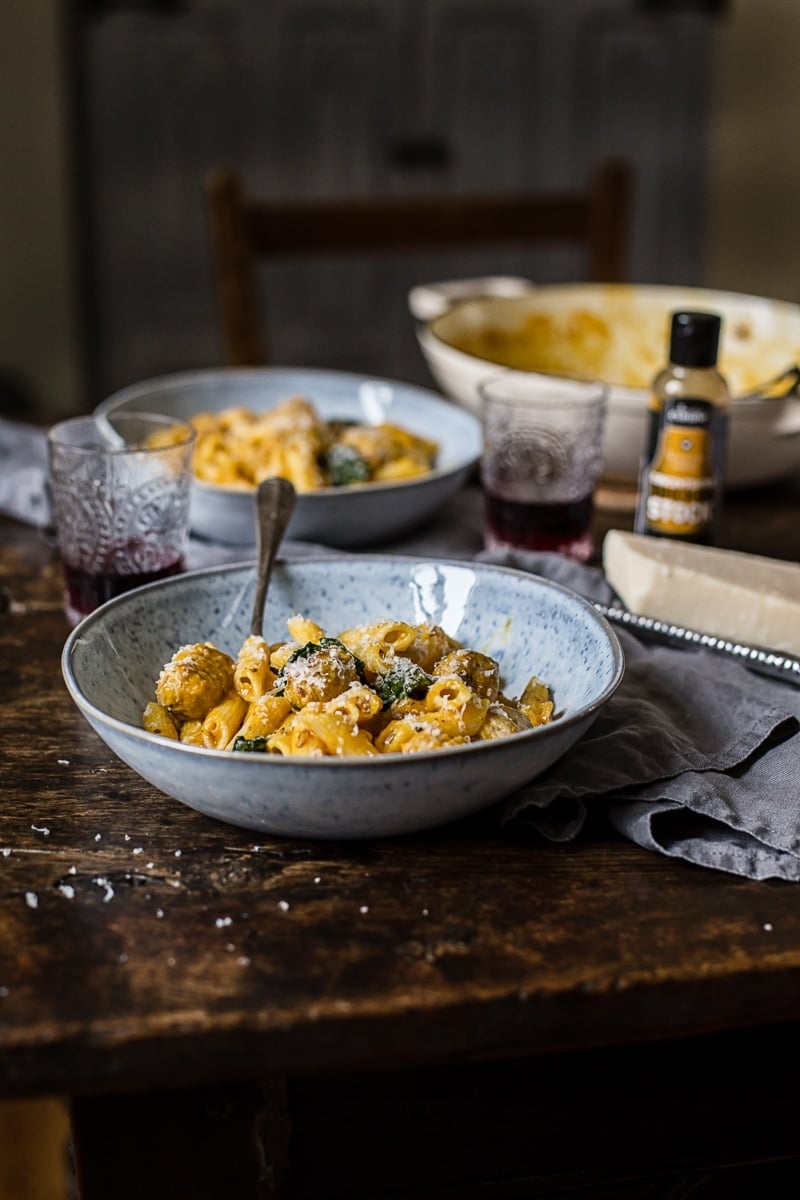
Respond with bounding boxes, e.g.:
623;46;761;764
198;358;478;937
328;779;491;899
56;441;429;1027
0;1096;71;1200
587;159;633;283
205;168;269;367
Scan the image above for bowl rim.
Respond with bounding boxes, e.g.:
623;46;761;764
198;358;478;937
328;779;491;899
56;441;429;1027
426;281;800;333
62;554;625;768
96;364;483;496
420;283;800;410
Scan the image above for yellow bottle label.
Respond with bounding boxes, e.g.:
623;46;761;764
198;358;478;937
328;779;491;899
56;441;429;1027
651;423;711;481
638;396;724;541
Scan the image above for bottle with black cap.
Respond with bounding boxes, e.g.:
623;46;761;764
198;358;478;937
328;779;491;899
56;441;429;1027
634;310;730;545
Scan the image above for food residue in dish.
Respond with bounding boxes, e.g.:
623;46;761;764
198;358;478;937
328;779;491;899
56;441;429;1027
446;302;800;395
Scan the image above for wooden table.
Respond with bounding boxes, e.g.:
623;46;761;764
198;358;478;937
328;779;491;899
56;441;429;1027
3;481;800;1200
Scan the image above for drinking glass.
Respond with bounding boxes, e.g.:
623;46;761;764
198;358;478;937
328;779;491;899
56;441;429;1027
47;411;196;625
480;372;607;562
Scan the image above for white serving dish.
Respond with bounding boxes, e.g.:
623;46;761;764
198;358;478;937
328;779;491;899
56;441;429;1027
62;556;624;841
413;281;800;488
97;367;482;546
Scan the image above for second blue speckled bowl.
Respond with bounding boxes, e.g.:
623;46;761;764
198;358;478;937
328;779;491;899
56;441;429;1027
62;557;624;839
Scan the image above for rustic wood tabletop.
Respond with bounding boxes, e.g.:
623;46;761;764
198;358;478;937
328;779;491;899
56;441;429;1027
2;479;800;1200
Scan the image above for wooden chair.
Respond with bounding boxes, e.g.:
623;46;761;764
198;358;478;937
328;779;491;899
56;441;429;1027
204;160;633;368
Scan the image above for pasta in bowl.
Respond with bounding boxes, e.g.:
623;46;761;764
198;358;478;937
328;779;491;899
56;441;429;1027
142;614;555;758
187;396;439;491
62;556;624;839
97;367;481;546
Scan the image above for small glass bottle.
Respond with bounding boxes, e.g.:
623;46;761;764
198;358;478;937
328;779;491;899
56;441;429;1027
634;310;730;545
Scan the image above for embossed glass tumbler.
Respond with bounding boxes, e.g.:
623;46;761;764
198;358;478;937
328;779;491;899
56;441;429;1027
47;412;196;626
480;373;607;562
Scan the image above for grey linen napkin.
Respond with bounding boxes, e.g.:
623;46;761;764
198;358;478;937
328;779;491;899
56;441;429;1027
478;546;800;882
0;418;51;529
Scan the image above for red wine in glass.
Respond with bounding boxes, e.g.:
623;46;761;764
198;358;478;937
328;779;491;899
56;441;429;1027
484;490;595;562
63;551;185;625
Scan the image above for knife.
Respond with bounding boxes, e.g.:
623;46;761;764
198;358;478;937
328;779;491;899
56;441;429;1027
593;602;800;688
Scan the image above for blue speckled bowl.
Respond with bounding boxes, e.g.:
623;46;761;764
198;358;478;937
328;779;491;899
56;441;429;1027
96;367;481;546
62;557;624;839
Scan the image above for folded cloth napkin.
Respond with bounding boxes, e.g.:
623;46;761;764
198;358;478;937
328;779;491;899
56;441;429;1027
478;547;800;882
0;417;52;528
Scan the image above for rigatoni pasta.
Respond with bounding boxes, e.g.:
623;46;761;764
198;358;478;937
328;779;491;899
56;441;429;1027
144;616;555;757
176;396;439;492
233;635;276;702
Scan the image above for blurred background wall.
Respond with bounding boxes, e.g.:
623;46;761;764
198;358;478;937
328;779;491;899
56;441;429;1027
0;0;83;419
1;0;798;421
705;0;800;302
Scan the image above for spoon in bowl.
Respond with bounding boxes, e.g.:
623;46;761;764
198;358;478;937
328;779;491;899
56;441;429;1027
739;364;800;402
251;476;297;639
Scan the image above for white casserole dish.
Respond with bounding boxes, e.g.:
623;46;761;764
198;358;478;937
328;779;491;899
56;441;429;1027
413;281;800;488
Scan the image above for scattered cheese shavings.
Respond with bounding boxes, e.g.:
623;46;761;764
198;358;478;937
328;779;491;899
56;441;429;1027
92;877;115;903
25;892;38;909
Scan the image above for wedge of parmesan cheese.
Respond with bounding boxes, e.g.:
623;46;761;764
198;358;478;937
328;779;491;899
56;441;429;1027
603;530;800;655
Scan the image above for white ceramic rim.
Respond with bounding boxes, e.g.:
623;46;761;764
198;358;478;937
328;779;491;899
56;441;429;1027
424;283;800;411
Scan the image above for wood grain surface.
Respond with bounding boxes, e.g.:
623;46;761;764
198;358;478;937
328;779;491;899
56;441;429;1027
3;484;800;1198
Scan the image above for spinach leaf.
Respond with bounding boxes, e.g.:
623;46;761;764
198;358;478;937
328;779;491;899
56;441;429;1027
374;660;433;709
231;735;268;753
322;443;371;486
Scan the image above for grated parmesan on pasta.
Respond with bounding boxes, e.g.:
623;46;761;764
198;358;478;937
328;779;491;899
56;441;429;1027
143;615;554;758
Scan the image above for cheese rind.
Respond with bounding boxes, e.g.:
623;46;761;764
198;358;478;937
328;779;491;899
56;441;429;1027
602;530;800;655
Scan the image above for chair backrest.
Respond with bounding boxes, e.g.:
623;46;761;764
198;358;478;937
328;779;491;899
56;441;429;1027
204;160;633;367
